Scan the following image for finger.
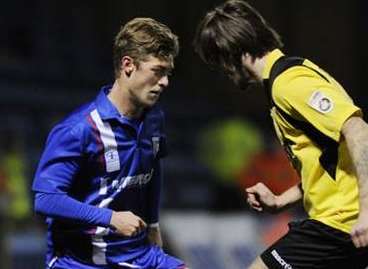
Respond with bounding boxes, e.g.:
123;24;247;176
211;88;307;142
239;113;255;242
245;187;254;193
136;217;147;229
247;191;257;199
351;235;361;248
250;204;263;212
130;227;138;237
254;206;263;212
247;182;267;194
246;186;258;194
351;229;363;248
247;196;263;211
357;230;368;248
247;192;256;200
130;219;146;235
247;193;260;207
246;183;261;193
132;221;144;235
247;195;259;206
351;231;357;248
356;235;364;248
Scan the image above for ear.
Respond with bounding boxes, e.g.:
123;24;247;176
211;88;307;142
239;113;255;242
242;53;258;70
241;53;252;67
121;56;135;78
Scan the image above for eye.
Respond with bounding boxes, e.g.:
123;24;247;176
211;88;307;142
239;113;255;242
152;68;172;77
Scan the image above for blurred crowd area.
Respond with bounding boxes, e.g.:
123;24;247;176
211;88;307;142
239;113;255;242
0;0;367;268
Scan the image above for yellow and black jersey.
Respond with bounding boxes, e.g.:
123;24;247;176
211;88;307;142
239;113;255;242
263;49;362;233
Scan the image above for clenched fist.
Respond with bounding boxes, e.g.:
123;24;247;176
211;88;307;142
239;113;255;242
110;211;147;237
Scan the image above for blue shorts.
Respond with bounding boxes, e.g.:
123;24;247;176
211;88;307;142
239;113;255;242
48;245;186;269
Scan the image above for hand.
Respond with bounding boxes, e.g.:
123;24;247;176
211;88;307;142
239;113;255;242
110;211;147;237
245;182;279;213
351;210;368;248
147;225;163;247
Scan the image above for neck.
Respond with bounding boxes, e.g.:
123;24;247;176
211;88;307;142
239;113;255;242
108;80;143;119
253;54;268;81
243;52;269;81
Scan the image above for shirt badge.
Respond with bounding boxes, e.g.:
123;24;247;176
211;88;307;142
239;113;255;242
152;137;160;157
308;90;333;113
104;149;120;172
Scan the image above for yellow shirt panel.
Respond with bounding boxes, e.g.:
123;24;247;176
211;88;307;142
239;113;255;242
267;52;361;233
272;63;361;142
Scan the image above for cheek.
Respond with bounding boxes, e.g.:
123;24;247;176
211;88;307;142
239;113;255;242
142;75;160;88
138;71;156;84
132;75;153;89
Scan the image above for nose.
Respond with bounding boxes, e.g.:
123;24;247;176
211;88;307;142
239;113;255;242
158;75;169;88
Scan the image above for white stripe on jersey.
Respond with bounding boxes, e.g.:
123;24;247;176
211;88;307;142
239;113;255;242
92;226;110;265
99;177;109;195
47;256;58;268
118;262;142;268
90;109;120;172
90;109;120;265
98;197;113;208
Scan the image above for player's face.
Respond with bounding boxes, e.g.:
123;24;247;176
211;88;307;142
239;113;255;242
225;64;259;91
224;54;261;91
128;55;173;108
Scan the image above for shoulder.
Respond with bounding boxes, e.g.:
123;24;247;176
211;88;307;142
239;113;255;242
47;102;97;144
272;59;332;108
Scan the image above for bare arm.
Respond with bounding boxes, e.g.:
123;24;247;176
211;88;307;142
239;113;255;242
276;183;303;209
246;182;302;213
147;225;163;247
342;116;368;248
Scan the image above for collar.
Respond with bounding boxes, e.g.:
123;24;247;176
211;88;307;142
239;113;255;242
262;49;285;80
94;85;153;128
95;85;122;121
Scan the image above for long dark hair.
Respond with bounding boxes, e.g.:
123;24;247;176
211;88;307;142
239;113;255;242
194;0;282;76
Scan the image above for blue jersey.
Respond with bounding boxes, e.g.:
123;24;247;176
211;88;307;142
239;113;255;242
48;245;186;269
33;85;168;266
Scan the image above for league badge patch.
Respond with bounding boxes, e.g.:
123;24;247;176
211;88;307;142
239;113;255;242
308;90;333;113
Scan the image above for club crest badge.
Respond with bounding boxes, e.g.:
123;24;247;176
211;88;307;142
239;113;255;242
152;136;160;157
104;149;120;172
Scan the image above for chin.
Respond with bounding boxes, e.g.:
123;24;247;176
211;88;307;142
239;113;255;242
143;99;158;108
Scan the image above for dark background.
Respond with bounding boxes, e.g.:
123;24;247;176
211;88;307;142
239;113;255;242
0;1;367;267
0;0;367;209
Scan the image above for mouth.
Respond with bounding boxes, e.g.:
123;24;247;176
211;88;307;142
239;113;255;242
149;90;161;97
147;91;162;102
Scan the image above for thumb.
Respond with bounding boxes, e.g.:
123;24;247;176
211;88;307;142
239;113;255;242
138;218;147;229
246;186;257;194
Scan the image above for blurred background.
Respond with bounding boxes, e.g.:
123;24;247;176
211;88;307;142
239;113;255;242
0;0;367;268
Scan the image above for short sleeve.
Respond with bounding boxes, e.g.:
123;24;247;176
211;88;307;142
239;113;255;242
273;66;362;142
32;124;84;193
